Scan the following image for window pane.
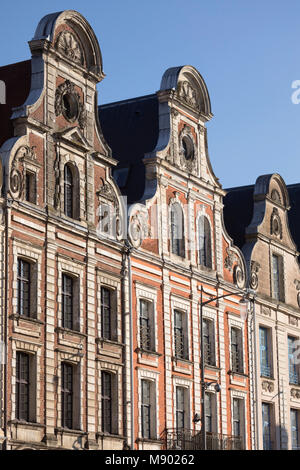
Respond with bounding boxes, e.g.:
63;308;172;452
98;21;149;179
176;387;185;430
61;363;73;429
102;372;112;434
101;287;111;340
16;352;29;421
64;165;73;218
288;337;299;384
140;300;151;350
141;380;151;438
260;327;271;377
17;259;31;317
262;403;272;450
199;216;212;268
291;409;299;450
174;310;186;359
62;274;73;329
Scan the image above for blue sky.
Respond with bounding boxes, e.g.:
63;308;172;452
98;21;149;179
1;0;300;189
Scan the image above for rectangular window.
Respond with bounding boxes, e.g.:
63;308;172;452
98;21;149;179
141;380;151;439
288;336;299;385
176;386;186;430
62;274;78;330
262;403;272;450
272;254;284;301
139;299;155;352
231;327;243;373
25;171;37;204
174;310;188;360
101;287;112;340
102;371;112;434
259;327;271;378
232;398;241;437
205;393;213;433
203;319;215;366
61;362;73;429
16;352;30;421
291;409;300;450
17;259;31;317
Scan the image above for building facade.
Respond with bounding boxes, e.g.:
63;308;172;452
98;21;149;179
224;174;300;450
1;9;300;451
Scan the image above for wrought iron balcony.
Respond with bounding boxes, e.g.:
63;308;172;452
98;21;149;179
160;428;244;450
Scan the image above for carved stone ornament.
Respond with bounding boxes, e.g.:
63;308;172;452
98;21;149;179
55;80;86;129
291;388;300;399
177;80;199;110
10;146;36;197
250;261;260;290
289;315;299;327
271;189;281;204
224;247;237;272
128;209;149;248
178;125;197;174
55;31;84;65
233;264;245;289
96;181;117;204
270;207;282;239
261;306;271;317
262;380;274;393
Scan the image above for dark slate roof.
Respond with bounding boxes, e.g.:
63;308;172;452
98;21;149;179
223;185;255;249
287;183;300;252
98;94;159;203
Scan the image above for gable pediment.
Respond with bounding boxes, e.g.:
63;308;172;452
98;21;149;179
54;127;91;151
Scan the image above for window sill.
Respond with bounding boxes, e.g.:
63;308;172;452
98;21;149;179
97;337;124;347
260;374;274;380
96;432;124;439
55;427;87;436
10;314;44;325
228;370;248;378
136;437;161;444
173;356;191;364
8;420;45;429
136;348;162;357
56;326;87;337
204;364;220;371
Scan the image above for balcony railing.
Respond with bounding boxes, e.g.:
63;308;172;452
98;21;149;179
160;428;244;450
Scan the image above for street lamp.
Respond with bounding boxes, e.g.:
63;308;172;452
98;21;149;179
199;285;249;450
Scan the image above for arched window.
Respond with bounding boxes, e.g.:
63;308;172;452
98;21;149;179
64;163;79;219
198;215;212;268
170;203;185;257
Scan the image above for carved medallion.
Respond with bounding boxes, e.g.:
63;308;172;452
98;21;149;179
250;261;260;290
224;247;237;272
9;145;36;198
291;388;300;399
55;80;86;129
233;264;245;289
55;31;83;65
262;380;274;393
270;207;282;238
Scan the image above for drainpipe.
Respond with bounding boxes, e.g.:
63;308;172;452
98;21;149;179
3;199;10;449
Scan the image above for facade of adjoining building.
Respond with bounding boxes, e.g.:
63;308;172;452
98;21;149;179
224;175;300;450
1;9;300;452
99;67;252;451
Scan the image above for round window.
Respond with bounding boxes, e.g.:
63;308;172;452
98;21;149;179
182;136;194;160
62;93;79;121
